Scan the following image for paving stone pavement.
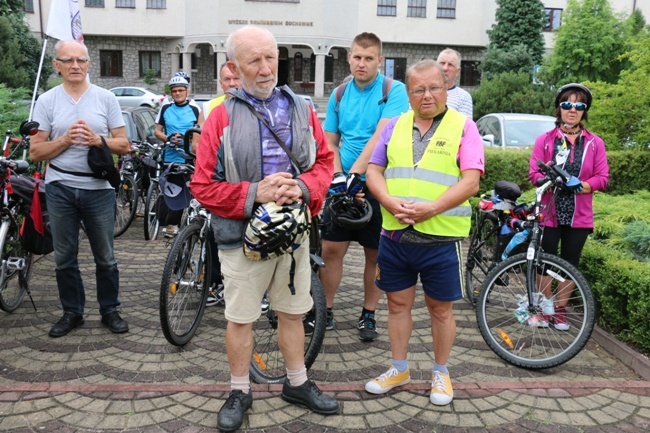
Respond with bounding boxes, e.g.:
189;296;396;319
1;217;649;433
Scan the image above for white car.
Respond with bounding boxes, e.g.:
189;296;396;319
476;113;556;149
110;86;166;109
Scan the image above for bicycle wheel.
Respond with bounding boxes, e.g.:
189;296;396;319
249;269;326;384
159;221;211;346
476;252;596;369
0;217;32;312
144;182;161;240
465;212;499;307
114;173;138;238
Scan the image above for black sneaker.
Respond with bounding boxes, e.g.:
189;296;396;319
101;311;129;334
281;380;340;415
217;390;253;432
303;310;316;336
206;284;224;307
358;313;378;341
326;310;335;330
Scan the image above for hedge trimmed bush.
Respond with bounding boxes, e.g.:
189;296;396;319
581;242;650;353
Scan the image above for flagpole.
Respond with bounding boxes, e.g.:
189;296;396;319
29;36;50;121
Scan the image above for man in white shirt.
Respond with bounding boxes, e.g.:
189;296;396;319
437;48;473;118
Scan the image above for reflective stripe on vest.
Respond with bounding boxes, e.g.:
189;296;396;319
382;109;471;237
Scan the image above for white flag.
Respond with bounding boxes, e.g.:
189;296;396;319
46;0;84;41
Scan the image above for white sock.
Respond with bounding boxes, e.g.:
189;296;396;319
286;366;308;387
231;374;250;393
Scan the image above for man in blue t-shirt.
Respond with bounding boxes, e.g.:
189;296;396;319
155;76;199;163
154;75;199;237
311;32;409;342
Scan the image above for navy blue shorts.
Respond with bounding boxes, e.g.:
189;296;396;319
375;236;463;302
321;193;382;249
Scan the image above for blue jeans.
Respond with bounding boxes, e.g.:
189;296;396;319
47;182;120;316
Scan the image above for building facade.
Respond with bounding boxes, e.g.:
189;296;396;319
23;0;648;98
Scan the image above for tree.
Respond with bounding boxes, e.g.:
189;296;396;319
486;0;546;65
479;44;535;82
586;30;650;150
541;0;624;85
0;3;53;92
471;71;555;120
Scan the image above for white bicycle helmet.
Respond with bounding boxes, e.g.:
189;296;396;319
168;76;189;89
243;201;310;261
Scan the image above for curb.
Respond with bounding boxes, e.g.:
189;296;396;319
592;324;650;380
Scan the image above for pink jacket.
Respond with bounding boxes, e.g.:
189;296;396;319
528;128;609;229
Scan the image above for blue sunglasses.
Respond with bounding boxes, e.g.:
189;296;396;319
560;101;588;111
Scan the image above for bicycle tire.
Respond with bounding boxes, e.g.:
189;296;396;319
465;212;499;307
249;269;326;384
0;217;32;312
114;173;138;238
159;221;211;346
144;182;160;240
476;251;596;369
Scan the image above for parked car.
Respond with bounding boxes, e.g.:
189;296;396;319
110;86;166;109
121;106;160;143
476;113;556;149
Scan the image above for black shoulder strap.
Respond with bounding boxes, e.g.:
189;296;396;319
335;77;393;112
242;103;304;174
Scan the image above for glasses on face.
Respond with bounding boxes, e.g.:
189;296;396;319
409;86;445;97
171;88;187;94
560;101;588;111
56;58;90;65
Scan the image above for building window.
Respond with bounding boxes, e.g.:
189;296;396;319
116;0;135;7
408;0;427;18
146;0;166;9
100;50;122;77
179;53;197;71
460;60;480;87
294;52;303;82
544;8;562;32
377;0;396;16
309;54;333;83
437;0;456;19
23;0;34;12
85;0;105;7
139;51;161;78
385;58;406;82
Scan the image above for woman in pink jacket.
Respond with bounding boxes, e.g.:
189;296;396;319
528;83;609;330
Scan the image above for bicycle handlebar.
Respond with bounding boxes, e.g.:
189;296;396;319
183;127;201;159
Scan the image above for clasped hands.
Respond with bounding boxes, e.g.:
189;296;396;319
256;172;302;205
67;120;102;147
384;197;436;225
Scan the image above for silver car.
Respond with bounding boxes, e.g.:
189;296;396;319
476;113;556;149
110;86;166;109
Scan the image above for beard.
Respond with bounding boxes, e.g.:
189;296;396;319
242;75;278;99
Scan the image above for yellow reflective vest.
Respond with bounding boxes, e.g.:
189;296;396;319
381;108;471;237
203;95;227;119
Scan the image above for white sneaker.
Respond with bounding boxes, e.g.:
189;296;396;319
365;366;411;394
430;371;454;406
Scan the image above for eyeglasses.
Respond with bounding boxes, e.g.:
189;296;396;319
170;89;187;94
559;101;588;111
56;58;90;65
409;86;445;97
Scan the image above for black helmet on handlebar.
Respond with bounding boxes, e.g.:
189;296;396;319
554;83;592;111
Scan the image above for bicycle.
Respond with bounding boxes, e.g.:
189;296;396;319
159;127;327;385
143;140;189;240
475;160;596;369
0;121;40;312
114;140;157;237
464;181;531;307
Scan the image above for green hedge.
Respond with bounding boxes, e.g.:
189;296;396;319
480;148;650;196
581;242;650;353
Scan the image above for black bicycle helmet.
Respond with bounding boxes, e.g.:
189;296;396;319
327;193;373;230
554;83;592;111
243;201;310;261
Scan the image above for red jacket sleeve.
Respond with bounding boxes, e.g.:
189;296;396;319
299;109;334;216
